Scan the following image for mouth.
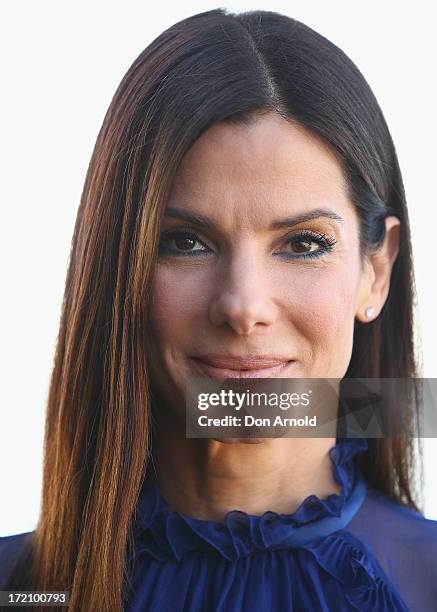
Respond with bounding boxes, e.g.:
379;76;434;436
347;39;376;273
189;355;295;379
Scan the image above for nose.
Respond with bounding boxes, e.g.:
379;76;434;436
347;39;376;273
208;248;277;335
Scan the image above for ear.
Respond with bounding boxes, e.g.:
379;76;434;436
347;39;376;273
355;216;401;323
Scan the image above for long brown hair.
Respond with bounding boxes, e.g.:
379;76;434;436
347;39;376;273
5;8;422;610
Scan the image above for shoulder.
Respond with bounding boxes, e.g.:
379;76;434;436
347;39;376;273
355;487;437;558
0;531;34;588
348;488;437;611
364;488;437;545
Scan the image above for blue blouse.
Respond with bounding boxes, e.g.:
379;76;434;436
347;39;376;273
1;437;437;611
126;437;437;611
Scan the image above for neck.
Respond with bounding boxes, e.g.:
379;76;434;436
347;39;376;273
150;408;340;522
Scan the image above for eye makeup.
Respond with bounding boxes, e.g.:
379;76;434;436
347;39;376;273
157;228;337;261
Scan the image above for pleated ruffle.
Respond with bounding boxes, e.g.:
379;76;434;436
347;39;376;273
129;437;410;611
134;437;367;560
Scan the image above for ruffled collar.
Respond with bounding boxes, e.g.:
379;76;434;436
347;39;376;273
133;436;369;561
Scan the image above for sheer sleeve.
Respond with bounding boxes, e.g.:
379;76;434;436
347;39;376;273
347;489;437;612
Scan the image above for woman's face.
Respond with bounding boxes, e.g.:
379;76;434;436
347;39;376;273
147;113;385;412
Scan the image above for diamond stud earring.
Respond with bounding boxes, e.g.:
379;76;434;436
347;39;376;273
365;306;375;319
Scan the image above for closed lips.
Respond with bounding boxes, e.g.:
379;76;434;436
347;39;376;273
191;356;293;369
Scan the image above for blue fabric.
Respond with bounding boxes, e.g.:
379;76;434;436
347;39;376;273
127;437;437;611
0;531;32;589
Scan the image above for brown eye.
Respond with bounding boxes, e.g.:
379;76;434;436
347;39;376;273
290;239;319;254
174;235;196;251
158;230;209;256
278;230;337;260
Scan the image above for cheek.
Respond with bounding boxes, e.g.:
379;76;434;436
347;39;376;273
148;266;205;342
283;267;358;350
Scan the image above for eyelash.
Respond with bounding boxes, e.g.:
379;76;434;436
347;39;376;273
158;228;337;261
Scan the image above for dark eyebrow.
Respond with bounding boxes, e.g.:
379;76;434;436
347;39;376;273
268;208;344;229
164;206;344;230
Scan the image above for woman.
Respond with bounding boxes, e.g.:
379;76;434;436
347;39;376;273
1;8;436;611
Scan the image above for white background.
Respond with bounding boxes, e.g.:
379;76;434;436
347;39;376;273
0;1;436;535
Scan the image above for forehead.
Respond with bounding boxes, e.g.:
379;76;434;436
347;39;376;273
167;113;353;227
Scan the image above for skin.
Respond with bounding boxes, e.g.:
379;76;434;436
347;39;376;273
146;112;400;521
